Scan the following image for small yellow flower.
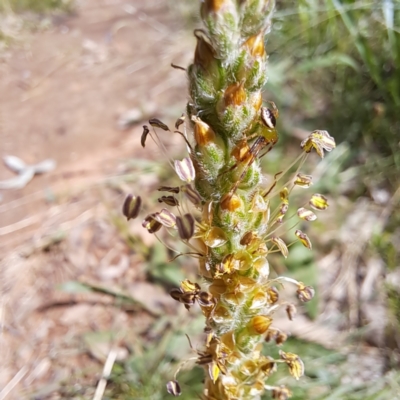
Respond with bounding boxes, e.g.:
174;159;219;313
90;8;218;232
294;173;313;188
279;350;305;380
271;236;289;258
249;315;273;335
301;130;336;158
192;116;216;147
297;207;317;221
295;229;312;249
309;193;329;210
272;385;292;399
296;282;315;302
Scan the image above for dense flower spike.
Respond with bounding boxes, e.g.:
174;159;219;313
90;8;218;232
128;1;336;399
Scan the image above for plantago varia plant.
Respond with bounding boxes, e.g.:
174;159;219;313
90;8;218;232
123;1;336;399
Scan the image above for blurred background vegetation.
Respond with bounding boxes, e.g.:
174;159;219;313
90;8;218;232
0;0;72;13
112;1;400;397
1;0;399;399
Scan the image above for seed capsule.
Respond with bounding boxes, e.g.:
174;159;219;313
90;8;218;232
241;360;258;376
224;81;246;107
237;276;256;292
212;304;232;324
209;279;227;296
203;226;228;248
249;291;267;309
244;32;265;57
254;257;270;280
166;380;181;397
220;193;241;211
223;291;245;306
122;194;141;220
194;29;215;70
249;315;272;335
220;330;235;352
192;116;216;146
202;0;231;13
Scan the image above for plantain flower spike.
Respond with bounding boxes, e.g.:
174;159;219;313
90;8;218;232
133;0;336;398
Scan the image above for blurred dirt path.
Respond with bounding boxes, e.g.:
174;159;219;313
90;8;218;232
0;0;192;250
0;0;192;397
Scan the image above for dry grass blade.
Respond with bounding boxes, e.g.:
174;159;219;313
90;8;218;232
93;348;118;400
0;366;29;400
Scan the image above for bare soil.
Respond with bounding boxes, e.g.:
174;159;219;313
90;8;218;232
0;1;193;397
